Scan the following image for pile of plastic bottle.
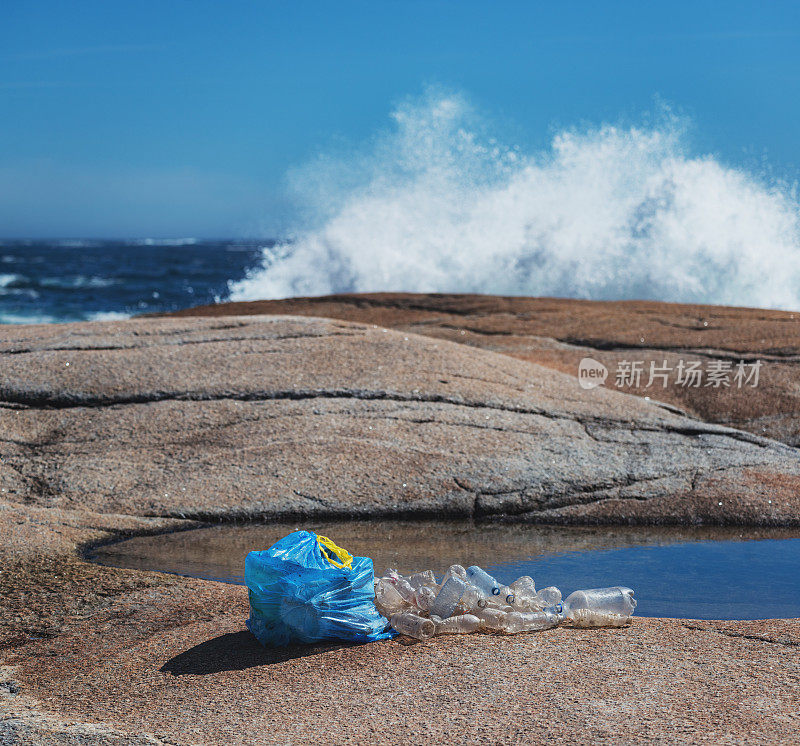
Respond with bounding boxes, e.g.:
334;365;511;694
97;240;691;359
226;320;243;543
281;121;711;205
374;564;637;640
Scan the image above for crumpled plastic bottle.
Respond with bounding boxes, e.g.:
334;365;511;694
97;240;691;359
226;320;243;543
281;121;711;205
390;611;435;640
413;585;436;614
431;613;481;634
430;576;489;619
385;573;416;603
509;576;539;611
484;597;515;613
430;576;468;619
458;584;489;612
466;566;515;605
502;607;564;634
510;584;561;611
373;565;635;641
442;564;467;584
408;570;439;590
474;606;509;631
374;578;409;616
537;586;562;607
563;587;636;627
510;575;536;596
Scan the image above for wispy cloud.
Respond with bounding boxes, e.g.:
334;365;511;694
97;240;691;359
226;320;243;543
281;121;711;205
10;43;165;61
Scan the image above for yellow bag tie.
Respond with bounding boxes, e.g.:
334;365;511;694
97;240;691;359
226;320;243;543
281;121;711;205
317;534;353;570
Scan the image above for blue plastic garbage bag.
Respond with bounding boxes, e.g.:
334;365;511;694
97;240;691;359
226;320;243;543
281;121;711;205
245;530;394;646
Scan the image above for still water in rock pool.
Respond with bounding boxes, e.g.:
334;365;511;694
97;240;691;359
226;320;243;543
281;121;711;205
89;521;800;621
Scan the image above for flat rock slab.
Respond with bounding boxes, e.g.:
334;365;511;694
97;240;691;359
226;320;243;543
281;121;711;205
2;312;799;743
168;294;800;445
1;314;799;524
4;583;799;744
2;504;799;744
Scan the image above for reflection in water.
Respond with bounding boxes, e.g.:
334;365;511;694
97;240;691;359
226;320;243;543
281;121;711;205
89;520;800;621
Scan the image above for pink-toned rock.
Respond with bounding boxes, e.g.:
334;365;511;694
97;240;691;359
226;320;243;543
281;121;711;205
168;293;800;445
1;310;799;744
1;314;798;525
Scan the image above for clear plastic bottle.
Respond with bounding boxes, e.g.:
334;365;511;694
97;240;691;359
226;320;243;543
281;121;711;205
466;566;516;604
408;570;439;590
374;578;410;615
390;611;436;640
508;577;537;611
441;564;468;585
507;576;534;610
563;587;636;628
498;586;517;606
431;613;481;635
509;595;537;612
502;607;564;634
413;586;436;614
484;597;515;613
536;586;562;607
510;576;536;596
430;576;468;619
474;606;508;631
460;584;489;611
466;566;501;595
386;576;416;602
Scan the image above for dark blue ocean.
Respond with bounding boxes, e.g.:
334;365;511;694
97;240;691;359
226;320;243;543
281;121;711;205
0;239;272;324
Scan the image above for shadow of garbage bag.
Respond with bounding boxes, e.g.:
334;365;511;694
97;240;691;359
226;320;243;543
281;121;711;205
160;631;358;675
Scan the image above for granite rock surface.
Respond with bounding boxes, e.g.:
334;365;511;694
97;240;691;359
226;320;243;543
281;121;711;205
2;314;799;525
1;312;799;744
169;294;800;445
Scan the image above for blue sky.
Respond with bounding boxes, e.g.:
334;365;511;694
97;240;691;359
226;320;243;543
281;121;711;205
2;1;799;238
